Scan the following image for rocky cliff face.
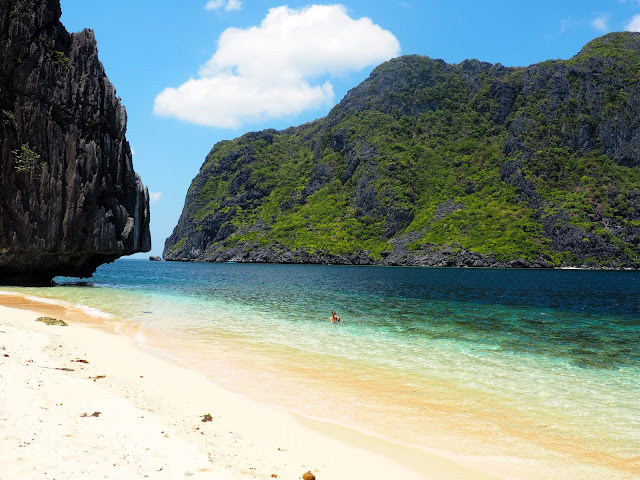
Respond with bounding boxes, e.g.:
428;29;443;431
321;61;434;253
165;33;640;269
0;0;150;284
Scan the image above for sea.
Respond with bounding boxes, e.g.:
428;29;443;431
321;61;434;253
1;260;639;479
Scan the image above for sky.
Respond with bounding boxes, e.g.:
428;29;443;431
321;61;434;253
58;0;640;257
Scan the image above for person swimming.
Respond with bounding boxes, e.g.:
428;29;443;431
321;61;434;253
330;310;341;323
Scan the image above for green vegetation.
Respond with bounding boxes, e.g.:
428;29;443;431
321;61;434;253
2;109;15;128
167;33;640;267
171;238;186;252
12;143;40;174
53;51;69;71
570;33;640;66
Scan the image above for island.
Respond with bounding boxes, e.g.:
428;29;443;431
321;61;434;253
164;33;640;270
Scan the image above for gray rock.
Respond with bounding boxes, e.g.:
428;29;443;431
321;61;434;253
0;0;150;285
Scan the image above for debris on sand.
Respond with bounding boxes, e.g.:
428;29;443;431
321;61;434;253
35;317;68;326
201;413;213;422
80;411;101;417
302;471;316;480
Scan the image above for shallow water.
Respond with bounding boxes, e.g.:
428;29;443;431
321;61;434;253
2;260;639;479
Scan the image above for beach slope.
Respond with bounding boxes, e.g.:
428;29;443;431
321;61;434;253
0;301;501;480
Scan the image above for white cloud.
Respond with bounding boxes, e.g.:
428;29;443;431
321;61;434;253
591;14;610;32
155;4;400;128
205;0;242;12
625;14;640;31
225;0;242;11
149;191;163;203
205;0;223;9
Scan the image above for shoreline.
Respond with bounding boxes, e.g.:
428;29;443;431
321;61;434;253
157;254;640;272
0;295;502;480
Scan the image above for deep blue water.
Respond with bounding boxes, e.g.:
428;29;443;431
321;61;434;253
56;260;640;316
53;260;640;371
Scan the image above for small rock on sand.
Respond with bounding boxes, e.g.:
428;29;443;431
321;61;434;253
35;317;68;326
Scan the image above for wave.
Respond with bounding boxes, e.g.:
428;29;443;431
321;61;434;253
0;291;113;319
73;303;114;319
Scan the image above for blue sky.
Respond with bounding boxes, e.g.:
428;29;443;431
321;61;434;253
58;0;640;257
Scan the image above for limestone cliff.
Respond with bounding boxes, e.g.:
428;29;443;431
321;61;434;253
0;0;150;284
165;33;640;269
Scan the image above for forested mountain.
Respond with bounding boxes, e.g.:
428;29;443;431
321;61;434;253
165;32;640;269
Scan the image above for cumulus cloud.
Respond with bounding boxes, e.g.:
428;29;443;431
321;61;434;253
205;0;242;12
625;14;640;31
149;191;163;203
591;14;610;31
154;4;400;128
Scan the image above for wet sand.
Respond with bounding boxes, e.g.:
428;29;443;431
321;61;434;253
0;297;502;480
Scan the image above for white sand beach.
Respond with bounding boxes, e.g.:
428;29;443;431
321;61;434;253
0;299;503;480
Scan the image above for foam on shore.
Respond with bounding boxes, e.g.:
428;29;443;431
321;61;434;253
1;290;114;320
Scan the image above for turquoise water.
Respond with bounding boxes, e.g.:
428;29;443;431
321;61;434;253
2;260;639;479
